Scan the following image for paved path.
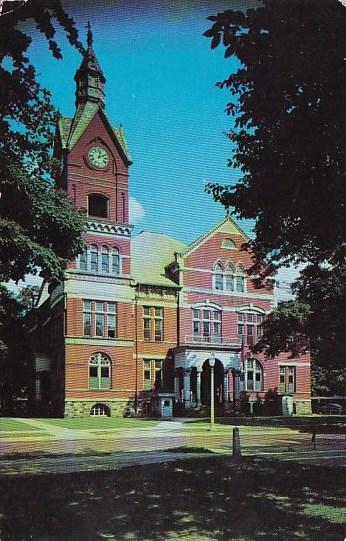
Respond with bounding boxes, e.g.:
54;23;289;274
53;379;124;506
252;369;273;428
1;419;345;476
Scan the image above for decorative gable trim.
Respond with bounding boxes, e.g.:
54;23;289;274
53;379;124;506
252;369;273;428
176;215;250;259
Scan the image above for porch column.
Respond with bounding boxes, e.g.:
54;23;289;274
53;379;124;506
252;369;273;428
223;370;230;402
196;369;202;405
183;368;192;406
174;369;180;400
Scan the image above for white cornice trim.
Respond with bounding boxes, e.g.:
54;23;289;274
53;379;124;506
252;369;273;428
87;221;133;237
183;286;274;301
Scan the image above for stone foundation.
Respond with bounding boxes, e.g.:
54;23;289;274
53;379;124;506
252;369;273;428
64;399;147;418
294;399;312;415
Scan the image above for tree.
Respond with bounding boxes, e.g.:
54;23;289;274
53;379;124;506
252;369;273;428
0;285;32;412
204;0;346;377
205;0;346;273
0;0;86;283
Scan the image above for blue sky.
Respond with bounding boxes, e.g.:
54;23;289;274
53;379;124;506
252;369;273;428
25;0;258;244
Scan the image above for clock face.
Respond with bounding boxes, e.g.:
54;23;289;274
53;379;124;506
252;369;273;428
88;146;109;168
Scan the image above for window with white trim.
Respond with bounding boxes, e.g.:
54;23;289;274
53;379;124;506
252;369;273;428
78;245;121;274
90;244;98;272
80;247;88;270
101;246;109;273
83;300;117;338
240;358;263;392
192;308;221;343
279;366;296;393
143;306;163;342
112;248;120;274
237;312;264;345
89;352;111;390
222;238;236;249
235;266;245;292
213;263;245;292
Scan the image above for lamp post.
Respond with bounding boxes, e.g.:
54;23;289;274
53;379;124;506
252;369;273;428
209;353;215;431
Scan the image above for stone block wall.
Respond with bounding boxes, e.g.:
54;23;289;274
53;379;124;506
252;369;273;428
64;399;144;418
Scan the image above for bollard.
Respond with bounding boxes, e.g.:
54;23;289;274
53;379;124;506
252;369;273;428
232;427;242;459
311;429;316;450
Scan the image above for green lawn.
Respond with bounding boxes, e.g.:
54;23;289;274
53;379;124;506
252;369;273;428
0;457;344;541
43;417;160;430
0;419;40;432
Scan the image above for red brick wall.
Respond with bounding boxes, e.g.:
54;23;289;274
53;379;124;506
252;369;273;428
65;111;129;224
65;344;135;398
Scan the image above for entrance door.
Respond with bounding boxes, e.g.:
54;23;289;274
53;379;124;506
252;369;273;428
200;358;224;406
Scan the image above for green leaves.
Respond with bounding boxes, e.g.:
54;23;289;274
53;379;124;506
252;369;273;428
0;1;86;283
204;0;346;271
204;1;346;372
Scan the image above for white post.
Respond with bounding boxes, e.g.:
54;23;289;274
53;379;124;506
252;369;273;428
174;373;180;400
209;354;215;430
196;369;202;405
223;370;229;403
183;369;191;407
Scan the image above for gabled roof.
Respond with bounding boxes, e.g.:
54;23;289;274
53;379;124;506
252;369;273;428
177;214;250;258
132;231;187;287
57;105;132;163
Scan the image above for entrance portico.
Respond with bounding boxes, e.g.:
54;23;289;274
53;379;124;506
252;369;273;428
173;346;241;409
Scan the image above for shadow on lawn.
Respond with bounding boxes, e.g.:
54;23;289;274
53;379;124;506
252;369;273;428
0;457;344;541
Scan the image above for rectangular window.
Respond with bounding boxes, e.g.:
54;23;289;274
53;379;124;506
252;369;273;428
83;300;117;338
225;274;234;291
83;300;92;336
80;248;88;271
192;309;222;343
155;318;163;342
143;359;163;391
279;366;296;393
101;253;109;273
95;314;104;336
91;251;98;272
143;306;164;342
236;275;245;292
108;315;116;338
215;274;224;290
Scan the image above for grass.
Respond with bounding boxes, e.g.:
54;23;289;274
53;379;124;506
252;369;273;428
0;457;344;541
0;419;41;432
42;417;160;430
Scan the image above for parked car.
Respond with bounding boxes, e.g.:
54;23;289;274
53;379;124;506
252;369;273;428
318;403;344;415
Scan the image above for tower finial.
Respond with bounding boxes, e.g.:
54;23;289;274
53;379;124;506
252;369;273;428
87;21;93;48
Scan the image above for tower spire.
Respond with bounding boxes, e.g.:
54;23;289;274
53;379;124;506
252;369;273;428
74;22;106;109
87;21;93;48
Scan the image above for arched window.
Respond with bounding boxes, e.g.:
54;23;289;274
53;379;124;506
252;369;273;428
101;246;109;273
213;263;224;290
79;246;88;271
240;358;263;392
237;311;264;345
225;264;234;291
112;247;120;274
90;403;111;416
90;244;98;272
88;193;109;218
192;308;222;344
89;352;111;390
222;238;236;249
235;266;246;292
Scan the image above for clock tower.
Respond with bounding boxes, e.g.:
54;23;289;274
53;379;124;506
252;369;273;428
52;25;136;418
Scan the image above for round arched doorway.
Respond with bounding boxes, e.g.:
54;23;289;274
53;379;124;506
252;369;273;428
200;358;224;407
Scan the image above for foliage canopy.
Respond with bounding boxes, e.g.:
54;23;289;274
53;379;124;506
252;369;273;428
205;0;346;378
0;0;86;282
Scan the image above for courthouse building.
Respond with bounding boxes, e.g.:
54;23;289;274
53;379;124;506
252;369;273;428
32;30;311;417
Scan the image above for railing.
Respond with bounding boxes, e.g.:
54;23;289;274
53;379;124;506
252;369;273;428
184;335;241;347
